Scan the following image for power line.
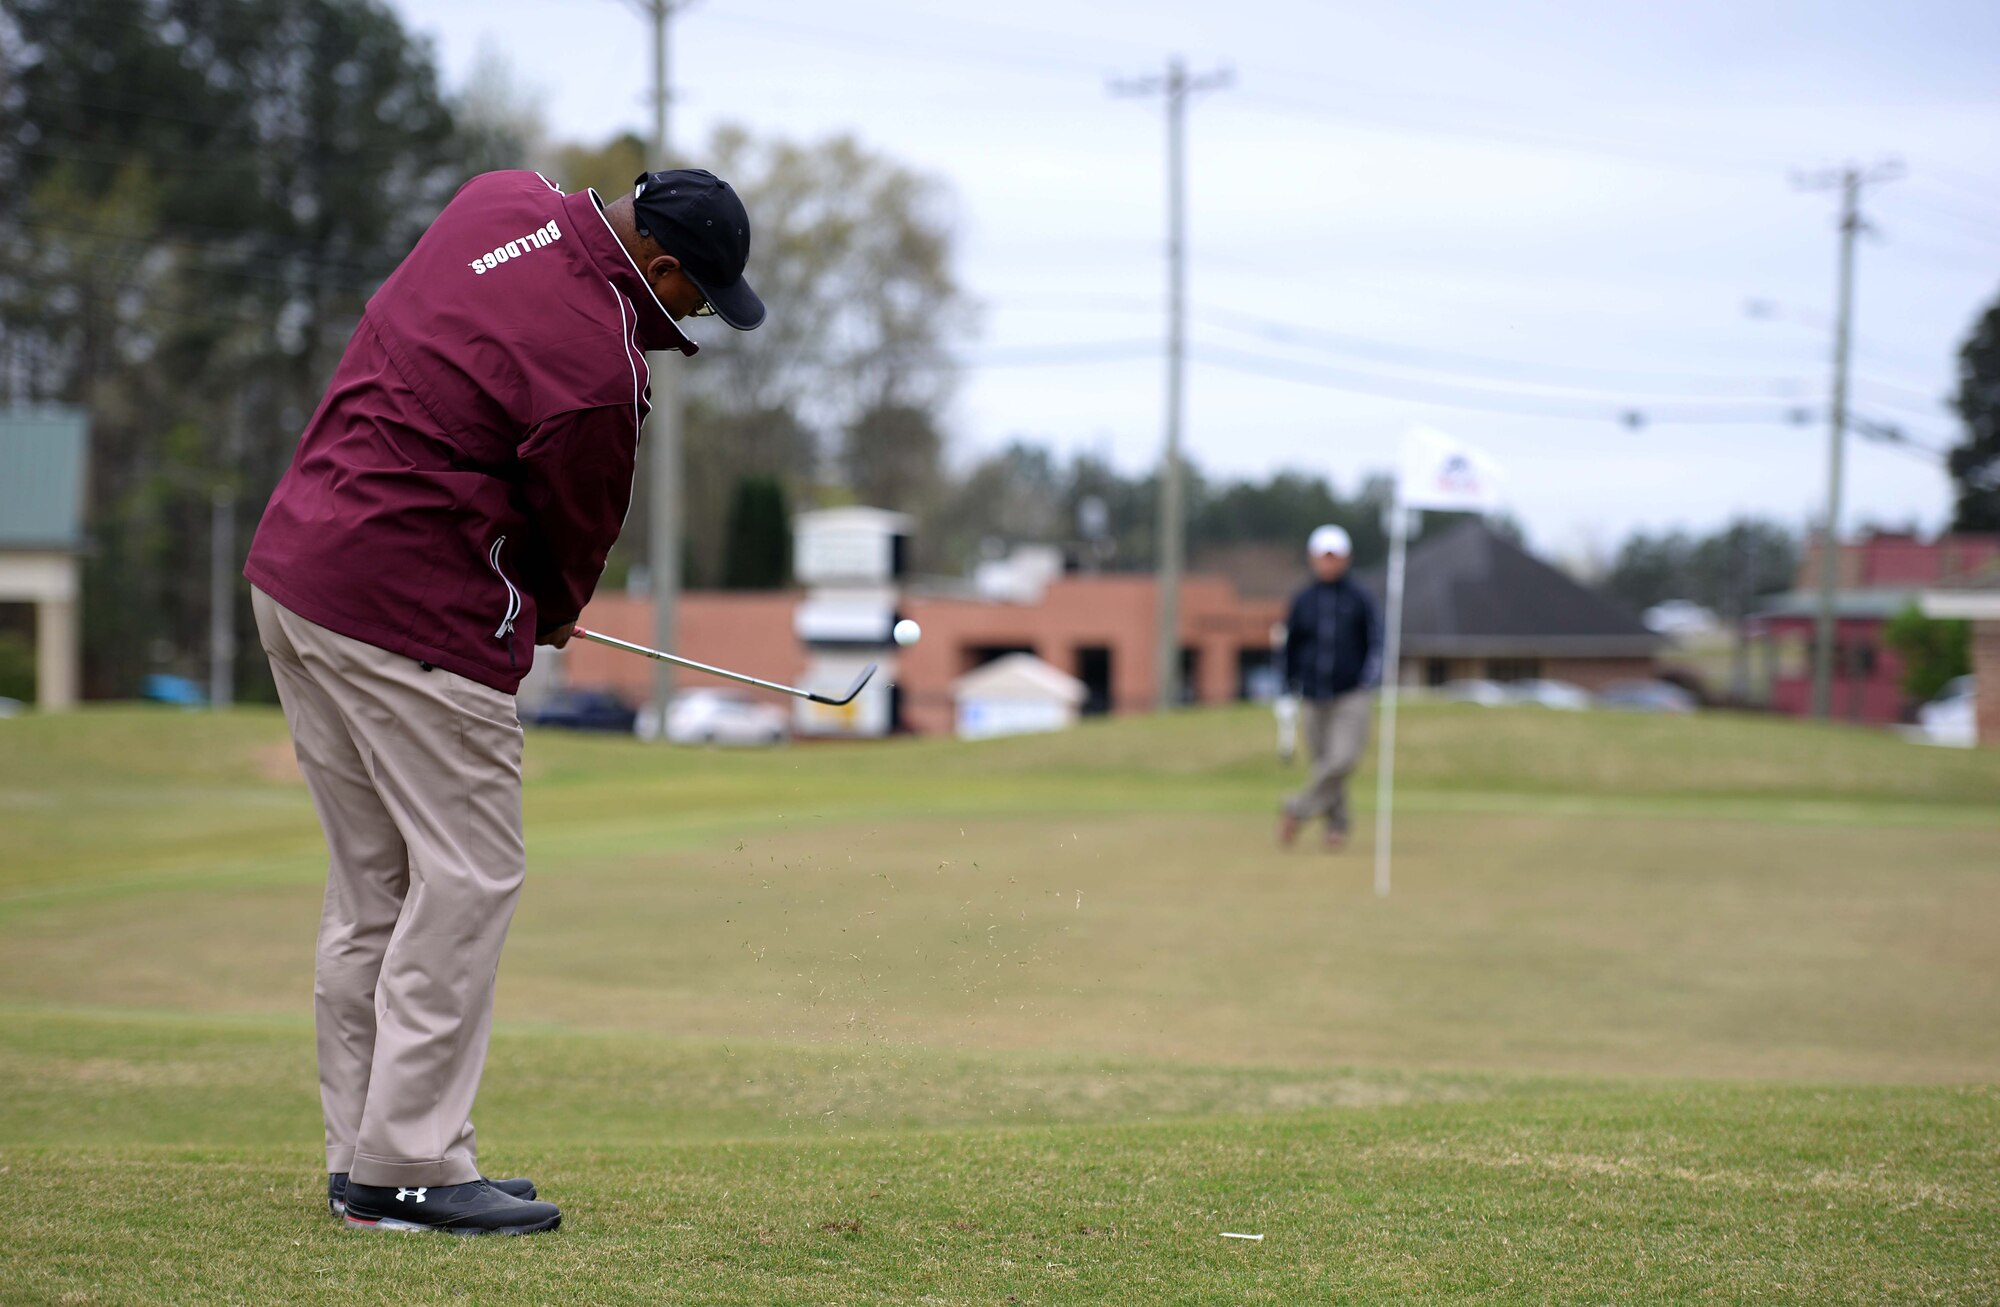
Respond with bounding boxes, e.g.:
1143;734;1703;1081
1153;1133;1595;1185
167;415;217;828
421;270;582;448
1851;414;1953;463
1192;304;1811;399
1878;233;2000;277
1896;188;2000;244
693;4;1101;81
1228;88;1782;179
1190;342;1815;425
1917;162;2000;209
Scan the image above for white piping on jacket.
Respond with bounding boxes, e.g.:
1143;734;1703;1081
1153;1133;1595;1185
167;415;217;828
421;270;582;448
489;536;522;640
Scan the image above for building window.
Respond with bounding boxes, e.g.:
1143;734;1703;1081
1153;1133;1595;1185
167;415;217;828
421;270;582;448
1180;647;1200;704
1486;658;1543;683
1425;658;1451;688
1237;648;1280;701
1075;645;1112;716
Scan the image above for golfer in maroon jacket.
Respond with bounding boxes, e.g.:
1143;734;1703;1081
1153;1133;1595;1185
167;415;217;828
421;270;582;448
246;168;763;1235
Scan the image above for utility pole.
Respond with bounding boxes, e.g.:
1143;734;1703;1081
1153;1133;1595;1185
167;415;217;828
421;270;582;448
626;0;687;737
1794;159;1899;721
1112;57;1230;710
209;485;235;708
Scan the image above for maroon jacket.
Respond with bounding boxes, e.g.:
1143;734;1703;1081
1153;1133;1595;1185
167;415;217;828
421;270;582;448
245;171;695;693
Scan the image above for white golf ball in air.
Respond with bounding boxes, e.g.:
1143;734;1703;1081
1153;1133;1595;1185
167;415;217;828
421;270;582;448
893;619;921;647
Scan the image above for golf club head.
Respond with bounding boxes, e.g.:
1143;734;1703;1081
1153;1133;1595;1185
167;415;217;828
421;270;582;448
809;663;878;707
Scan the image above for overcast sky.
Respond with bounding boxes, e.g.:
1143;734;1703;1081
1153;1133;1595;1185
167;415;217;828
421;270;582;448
389;0;1999;559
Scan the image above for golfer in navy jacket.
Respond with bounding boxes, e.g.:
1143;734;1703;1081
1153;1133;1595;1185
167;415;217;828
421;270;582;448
246;168;763;1235
1277;525;1381;851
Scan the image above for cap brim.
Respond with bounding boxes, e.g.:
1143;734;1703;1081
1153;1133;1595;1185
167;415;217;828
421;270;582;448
687;271;765;331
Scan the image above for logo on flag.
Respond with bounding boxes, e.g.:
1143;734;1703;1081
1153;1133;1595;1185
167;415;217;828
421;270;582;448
1399;427;1503;513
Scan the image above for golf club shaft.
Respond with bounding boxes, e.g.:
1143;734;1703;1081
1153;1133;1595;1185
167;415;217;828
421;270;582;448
571;626;873;706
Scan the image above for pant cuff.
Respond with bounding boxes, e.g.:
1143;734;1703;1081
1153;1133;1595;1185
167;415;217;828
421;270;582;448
326;1145;357;1175
350;1152;480;1188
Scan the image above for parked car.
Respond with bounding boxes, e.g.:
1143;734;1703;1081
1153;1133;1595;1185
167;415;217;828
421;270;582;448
1441;678;1512;706
1508;678;1592;710
1914;675;1976;747
524;687;638;734
658;688;788;746
140;673;205;706
1595;679;1697;714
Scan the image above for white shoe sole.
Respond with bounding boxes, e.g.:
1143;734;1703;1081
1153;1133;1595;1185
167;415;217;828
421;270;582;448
343;1211;561;1236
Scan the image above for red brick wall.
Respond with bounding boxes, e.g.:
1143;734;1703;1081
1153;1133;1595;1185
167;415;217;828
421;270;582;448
1975;621;2000;748
1796;532;2000;590
564;578;1286;735
564;591;802;712
895;576;1282;734
1757;613;1909;725
1541;657;1660;691
1393;656;1655;692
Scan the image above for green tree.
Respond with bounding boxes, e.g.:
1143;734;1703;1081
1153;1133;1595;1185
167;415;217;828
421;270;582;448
1883;604;1971;703
720;476;792;590
547;133;650;199
844;401;943;512
0;632;33;701
919;441;1066;572
1686;519;1799;619
687;126;973;430
1949;292;2000;531
567;124;971;585
1602;518;1798;616
3;0;472;698
452;44;552;177
914;445;1399;579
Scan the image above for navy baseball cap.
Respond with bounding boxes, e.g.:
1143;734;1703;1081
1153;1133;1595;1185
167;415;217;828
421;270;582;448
631;168;765;330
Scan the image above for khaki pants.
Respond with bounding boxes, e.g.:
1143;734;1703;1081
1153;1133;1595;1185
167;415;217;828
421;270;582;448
253;587;525;1187
1283;691;1373;833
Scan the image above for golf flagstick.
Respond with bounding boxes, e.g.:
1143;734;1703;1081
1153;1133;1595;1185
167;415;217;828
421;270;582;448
572;627;876;707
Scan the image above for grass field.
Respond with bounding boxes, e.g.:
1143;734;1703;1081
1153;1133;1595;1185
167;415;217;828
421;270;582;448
2;703;1997;1303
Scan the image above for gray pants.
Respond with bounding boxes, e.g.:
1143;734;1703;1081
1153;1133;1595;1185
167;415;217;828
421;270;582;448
254;587;526;1188
1283;692;1373;833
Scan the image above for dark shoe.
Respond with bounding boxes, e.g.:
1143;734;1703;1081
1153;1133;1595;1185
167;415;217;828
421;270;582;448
1277;810;1301;848
328;1171;536;1217
341;1179;560;1236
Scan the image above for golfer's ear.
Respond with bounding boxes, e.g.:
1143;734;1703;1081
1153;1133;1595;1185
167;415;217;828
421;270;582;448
647;254;680;281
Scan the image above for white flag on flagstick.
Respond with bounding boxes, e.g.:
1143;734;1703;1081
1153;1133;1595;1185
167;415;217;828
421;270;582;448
1373;425;1505;900
1399;425;1504;513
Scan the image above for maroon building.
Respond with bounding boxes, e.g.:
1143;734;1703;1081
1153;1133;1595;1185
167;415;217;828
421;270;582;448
1749;530;2000;725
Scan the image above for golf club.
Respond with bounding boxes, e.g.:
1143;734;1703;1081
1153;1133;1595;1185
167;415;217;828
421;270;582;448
572;626;877;706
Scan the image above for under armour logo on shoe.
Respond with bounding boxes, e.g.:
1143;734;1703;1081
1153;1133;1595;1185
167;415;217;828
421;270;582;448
396;1187;428;1203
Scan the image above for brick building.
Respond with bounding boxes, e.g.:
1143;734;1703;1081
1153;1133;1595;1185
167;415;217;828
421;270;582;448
559;516;1673;736
0;409;87;710
1360;519;1662;690
564;572;1285;737
1922;579;2000;746
1750;529;2000;725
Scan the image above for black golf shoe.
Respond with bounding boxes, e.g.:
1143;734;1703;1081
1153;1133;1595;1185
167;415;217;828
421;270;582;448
340;1179;560;1236
327;1171;537;1216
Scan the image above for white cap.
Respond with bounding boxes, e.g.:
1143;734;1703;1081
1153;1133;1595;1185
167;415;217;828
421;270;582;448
1307;524;1352;557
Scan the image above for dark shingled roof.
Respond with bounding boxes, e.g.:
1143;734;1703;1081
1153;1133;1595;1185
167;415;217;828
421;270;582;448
1360;519;1663;657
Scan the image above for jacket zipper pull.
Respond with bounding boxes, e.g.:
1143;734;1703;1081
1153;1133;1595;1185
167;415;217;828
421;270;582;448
489;534;523;647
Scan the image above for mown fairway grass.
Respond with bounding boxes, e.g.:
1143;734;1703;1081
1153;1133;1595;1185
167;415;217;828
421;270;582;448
1;704;1996;1303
